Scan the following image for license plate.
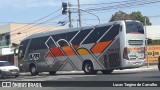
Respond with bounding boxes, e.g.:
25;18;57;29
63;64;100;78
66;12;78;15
129;55;136;57
12;72;17;74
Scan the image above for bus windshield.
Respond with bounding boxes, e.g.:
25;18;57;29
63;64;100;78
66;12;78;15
126;21;144;34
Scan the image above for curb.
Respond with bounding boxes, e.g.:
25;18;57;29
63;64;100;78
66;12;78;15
114;65;158;72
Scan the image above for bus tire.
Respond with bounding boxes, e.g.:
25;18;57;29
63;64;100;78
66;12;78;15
83;61;97;75
15;74;19;78
101;69;113;74
30;65;39;76
49;71;56;75
0;71;4;79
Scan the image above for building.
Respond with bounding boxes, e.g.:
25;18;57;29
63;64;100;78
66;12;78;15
146;25;160;40
145;25;160;63
0;23;63;65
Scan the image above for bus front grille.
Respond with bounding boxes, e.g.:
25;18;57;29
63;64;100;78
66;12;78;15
128;40;143;45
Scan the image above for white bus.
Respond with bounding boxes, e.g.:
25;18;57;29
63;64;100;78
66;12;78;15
16;20;145;75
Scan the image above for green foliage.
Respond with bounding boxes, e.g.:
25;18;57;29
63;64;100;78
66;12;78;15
131;11;151;25
110;11;152;25
149;40;160;45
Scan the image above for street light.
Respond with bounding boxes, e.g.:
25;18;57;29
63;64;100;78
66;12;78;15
80;9;101;24
68;7;101;25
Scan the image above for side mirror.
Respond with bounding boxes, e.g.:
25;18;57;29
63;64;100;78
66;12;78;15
14;45;23;56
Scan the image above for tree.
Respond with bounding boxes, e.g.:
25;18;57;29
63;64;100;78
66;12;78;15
131;11;151;25
109;11;152;25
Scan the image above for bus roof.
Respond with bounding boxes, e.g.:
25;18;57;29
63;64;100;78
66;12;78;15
22;20;137;41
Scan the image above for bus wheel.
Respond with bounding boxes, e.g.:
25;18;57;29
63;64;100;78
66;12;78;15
0;71;4;79
15;74;19;78
49;71;56;75
101;70;113;74
30;65;39;76
83;62;97;75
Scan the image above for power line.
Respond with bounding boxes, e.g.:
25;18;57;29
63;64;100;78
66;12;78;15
11;13;63;36
81;21;95;26
11;13;62;36
86;0;160;12
70;0;160;25
10;8;61;34
9;0;160;42
148;15;160;18
11;25;63;42
76;0;135;6
11;16;68;42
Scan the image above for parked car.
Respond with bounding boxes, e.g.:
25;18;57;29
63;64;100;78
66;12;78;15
0;61;19;79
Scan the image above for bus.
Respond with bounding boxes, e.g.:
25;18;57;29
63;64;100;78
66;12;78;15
16;20;145;75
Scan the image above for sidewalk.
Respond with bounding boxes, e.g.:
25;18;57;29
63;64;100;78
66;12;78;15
114;65;158;73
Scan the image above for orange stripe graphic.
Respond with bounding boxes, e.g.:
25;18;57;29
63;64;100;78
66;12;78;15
50;48;64;57
61;46;76;56
46;52;53;58
77;48;90;55
91;40;112;54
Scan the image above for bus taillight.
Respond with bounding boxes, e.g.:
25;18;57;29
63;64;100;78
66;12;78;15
123;47;129;60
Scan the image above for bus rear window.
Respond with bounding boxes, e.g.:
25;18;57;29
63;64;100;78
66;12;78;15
126;22;144;34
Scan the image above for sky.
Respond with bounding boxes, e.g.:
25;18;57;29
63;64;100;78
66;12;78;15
0;0;160;28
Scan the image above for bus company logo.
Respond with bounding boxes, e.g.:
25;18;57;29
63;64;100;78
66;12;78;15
2;82;12;87
29;53;41;60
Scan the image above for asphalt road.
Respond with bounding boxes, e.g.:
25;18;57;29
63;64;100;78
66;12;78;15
0;66;159;90
0;66;159;81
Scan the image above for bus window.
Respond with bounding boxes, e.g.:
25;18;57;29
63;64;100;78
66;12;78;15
18;39;30;60
119;25;122;32
28;36;48;51
126;22;144;34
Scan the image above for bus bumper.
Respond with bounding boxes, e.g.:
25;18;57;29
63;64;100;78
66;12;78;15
122;59;145;69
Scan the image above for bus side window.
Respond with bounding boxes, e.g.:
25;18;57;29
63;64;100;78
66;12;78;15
119;25;122;32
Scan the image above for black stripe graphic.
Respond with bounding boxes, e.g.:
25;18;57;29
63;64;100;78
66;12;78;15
82;25;111;44
100;24;120;42
52;31;78;42
71;29;92;45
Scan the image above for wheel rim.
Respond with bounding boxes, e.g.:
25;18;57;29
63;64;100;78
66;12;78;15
31;67;36;73
85;64;92;72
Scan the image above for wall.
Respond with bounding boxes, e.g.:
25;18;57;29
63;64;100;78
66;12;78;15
146;45;160;63
146;25;160;40
9;23;63;44
0;25;10;34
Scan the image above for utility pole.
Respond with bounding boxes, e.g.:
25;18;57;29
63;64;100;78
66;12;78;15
77;0;82;27
68;2;72;28
145;16;149;68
